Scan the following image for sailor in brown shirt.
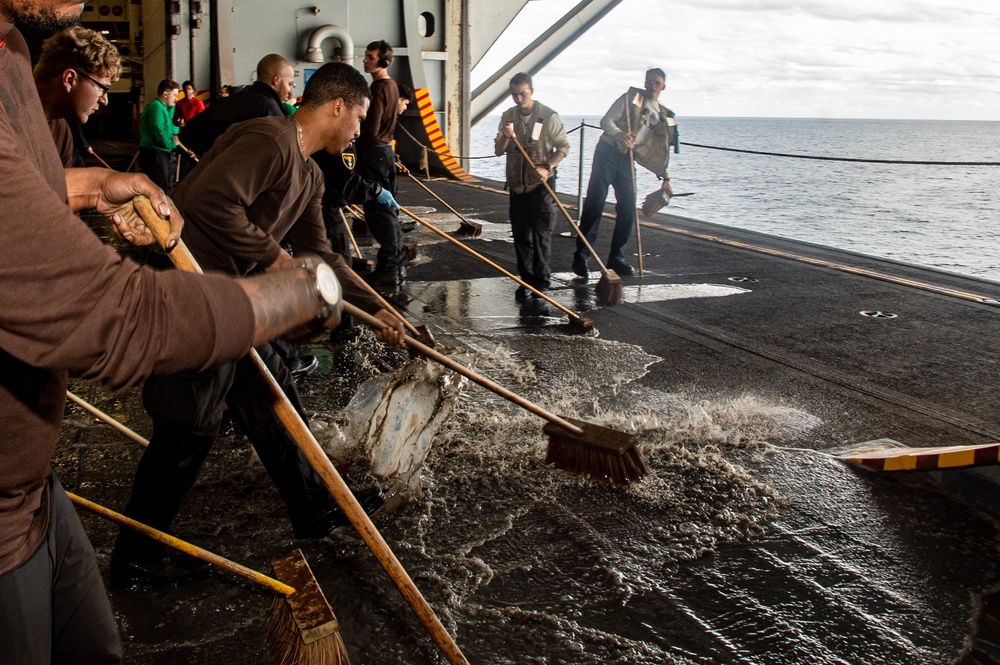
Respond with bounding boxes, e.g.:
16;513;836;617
1;3;352;662
34;25;120;167
357;39;405;287
111;62;405;586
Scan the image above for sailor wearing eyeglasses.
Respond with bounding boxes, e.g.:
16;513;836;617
33;25;119;167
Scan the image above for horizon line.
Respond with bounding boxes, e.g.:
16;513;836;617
474;114;1000;123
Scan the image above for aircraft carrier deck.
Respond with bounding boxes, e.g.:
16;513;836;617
58;170;1000;664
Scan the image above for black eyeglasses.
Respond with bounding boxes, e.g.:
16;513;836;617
74;69;110;97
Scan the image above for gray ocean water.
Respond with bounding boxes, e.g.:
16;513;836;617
471;116;1000;282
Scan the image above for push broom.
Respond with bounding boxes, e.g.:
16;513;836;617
64;394;351;663
508;134;623;306
66;491;350;665
133;196;470;665
398;165;483;238
397;203;594;331
343;300;648;486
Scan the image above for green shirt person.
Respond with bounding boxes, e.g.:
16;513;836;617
139;91;179;152
137;79;191;194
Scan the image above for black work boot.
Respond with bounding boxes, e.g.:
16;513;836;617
109;539;213;590
607;257;635;276
290;487;386;538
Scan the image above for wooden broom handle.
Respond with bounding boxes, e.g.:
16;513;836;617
354;280;421;338
508;134;612;277
624;104;644;276
349;202;585;433
400;167;479;230
66;491;295;595
397;204;588;325
175;139;199;162
135;197;202;274
132;195;470;665
89;148;114;170
337;207;366;261
66;390;149;447
343;299;586;437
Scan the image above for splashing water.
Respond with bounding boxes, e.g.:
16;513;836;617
313;331;831;663
311;355;468;505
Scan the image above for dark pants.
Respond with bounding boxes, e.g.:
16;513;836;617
114;343;333;562
575;139;636;265
322;205;357;335
0;475;122;665
357;143;404;271
322;204;353;265
137;148;177;196
510;186;557;290
271;337;300;370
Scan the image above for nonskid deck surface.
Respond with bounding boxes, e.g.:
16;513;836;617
57;172;1000;664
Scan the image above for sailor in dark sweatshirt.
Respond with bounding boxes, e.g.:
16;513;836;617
111;62;406;581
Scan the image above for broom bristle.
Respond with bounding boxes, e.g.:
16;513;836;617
543;418;649;486
595;271;623;306
268;549;350;665
352;258;374;274
456;222;483;238
267;597;350;665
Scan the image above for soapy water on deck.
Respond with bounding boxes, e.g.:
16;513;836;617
303;331;846;662
68;201;1000;663
59;319;1000;663
296;328;1000;664
312;332;799;533
308;329;802;555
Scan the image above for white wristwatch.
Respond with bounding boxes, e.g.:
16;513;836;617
314;262;341;320
297;259;341;320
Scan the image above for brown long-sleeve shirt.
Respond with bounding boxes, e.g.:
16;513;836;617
359;77;399;146
173;115;381;314
48;118;73;167
0;25;256;575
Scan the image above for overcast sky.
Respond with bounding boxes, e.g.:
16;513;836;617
472;0;1000;120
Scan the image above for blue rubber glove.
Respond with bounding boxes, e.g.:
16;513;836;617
376;187;399;210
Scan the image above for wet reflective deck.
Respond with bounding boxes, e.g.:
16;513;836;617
59;175;1000;663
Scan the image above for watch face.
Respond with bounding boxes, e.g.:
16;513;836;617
315;263;341;305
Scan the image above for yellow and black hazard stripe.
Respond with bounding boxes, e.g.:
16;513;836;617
840;442;1000;472
414;88;475;182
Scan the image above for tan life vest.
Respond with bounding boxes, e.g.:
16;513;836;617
615;87;677;178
